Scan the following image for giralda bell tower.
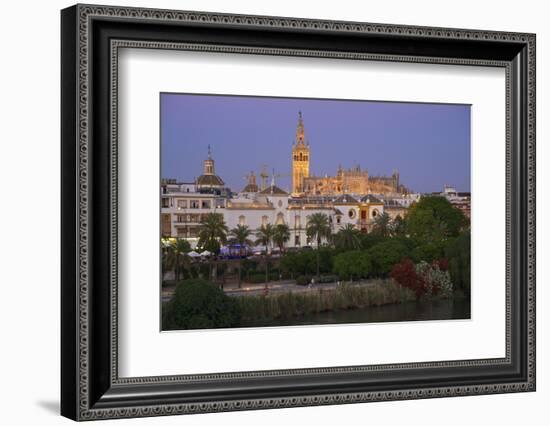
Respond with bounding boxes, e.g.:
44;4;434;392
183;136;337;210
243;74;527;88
291;111;310;196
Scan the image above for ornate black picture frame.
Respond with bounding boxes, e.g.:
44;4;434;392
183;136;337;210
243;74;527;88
61;4;536;421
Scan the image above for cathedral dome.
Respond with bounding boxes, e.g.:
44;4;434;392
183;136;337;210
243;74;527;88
197;146;224;188
197;174;224;187
242;171;259;193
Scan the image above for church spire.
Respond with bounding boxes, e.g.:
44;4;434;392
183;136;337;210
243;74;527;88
296;111;305;145
203;146;215;175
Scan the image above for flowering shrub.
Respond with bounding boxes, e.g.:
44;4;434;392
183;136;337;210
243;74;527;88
415;261;453;298
390;259;453;300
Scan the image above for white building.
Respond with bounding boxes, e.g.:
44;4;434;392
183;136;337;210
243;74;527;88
161;150;393;249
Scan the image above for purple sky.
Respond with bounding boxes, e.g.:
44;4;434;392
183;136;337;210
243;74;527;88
161;93;470;194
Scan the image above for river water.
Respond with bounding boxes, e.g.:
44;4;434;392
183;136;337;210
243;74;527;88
244;298;470;328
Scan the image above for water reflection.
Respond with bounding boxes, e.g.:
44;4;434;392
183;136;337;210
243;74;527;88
242;298;471;328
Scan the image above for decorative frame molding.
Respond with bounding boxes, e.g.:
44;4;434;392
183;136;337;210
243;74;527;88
61;4;535;421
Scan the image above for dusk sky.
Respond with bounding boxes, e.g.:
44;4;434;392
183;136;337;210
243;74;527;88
161;93;470;194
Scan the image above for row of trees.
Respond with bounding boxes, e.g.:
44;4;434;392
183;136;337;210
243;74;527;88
163;209;334;286
163;196;470;294
277;196;470;296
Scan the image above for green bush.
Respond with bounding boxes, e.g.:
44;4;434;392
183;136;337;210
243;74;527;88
162;279;240;330
333;250;372;280
280;248;335;277
368;240;408;276
445;229;471;295
358;233;386;250
411;241;445;263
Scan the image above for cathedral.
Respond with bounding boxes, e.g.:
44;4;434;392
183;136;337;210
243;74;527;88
291;112;407;197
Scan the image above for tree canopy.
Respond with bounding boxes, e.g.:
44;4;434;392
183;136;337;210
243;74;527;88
368;239;408;276
406;196;468;242
162;279;241;330
334;223;362;251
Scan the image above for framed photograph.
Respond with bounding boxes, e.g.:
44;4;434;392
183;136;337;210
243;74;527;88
61;4;536;421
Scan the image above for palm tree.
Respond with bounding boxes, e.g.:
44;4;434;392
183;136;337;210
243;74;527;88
164;238;191;282
228;224;253;287
198;213;228;251
334;223;362;251
256;223;275;283
198;213;228;281
306;213;332;280
273;223;291;253
372;212;392;237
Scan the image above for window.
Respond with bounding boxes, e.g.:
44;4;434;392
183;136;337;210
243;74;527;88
201;200;211;209
190;200;199;209
276;212;284;225
348;209;356;219
372;209;378;218
336;216;341;224
239;215;245;226
294;235;300;246
161;198;170;208
177;200;187;209
295;215;301;228
262;215;269;226
176;228;187;238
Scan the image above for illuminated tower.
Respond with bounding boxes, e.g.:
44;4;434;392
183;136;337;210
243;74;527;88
291;112;310;195
196;145;224;191
203;145;215;175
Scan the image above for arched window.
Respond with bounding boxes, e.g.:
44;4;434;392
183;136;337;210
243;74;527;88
262;215;269;226
299;152;303;161
295;215;301;228
239;215;245;226
276;212;284;225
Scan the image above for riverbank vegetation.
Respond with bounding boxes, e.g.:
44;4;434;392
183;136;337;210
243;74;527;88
236;280;415;327
162;196;471;329
162;278;416;330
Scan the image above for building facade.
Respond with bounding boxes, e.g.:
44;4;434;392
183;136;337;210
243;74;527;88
161;113;418;249
290;112;407;197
